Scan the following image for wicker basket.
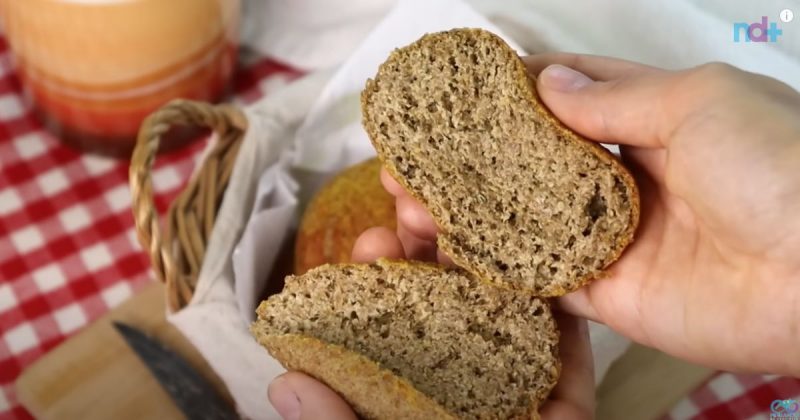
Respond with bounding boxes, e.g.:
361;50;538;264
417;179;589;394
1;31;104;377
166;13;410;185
129;99;248;312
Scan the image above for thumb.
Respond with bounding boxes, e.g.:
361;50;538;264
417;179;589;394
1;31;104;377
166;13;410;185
268;372;357;420
536;64;677;148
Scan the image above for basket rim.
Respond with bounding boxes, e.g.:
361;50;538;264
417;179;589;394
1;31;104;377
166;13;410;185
129;99;247;311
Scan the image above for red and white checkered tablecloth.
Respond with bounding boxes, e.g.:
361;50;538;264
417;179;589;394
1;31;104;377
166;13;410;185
0;32;797;420
0;33;301;419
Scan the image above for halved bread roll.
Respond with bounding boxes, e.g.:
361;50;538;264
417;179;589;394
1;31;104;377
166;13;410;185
252;260;559;419
362;28;639;295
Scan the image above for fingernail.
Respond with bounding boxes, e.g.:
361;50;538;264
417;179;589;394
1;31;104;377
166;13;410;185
539;64;593;92
269;376;301;420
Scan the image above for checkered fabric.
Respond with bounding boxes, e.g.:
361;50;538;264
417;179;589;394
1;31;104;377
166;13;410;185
664;373;800;420
0;32;798;420
0;33;301;419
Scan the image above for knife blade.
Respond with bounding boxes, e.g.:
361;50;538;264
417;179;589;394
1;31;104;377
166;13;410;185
112;321;239;420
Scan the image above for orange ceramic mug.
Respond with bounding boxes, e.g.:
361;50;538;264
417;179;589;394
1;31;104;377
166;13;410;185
0;0;240;155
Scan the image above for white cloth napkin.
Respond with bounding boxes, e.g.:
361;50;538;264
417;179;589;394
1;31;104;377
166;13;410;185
245;0;800;88
168;71;332;420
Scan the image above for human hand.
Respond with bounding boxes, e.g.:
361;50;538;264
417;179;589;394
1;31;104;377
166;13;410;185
378;53;800;377
267;232;596;419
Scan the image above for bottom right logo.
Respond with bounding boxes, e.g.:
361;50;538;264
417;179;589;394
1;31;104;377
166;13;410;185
772;399;800;420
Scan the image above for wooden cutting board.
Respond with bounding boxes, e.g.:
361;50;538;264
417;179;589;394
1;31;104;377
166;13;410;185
15;281;712;419
15;282;233;420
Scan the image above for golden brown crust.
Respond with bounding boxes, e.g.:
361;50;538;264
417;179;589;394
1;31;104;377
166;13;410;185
361;28;640;296
294;158;396;274
257;334;456;420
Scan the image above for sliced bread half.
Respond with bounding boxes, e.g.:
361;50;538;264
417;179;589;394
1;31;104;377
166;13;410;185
252;259;559;419
361;28;640;295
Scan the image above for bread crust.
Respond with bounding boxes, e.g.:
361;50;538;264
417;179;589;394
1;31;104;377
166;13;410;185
294;158;396;274
361;28;640;296
258;334;456;420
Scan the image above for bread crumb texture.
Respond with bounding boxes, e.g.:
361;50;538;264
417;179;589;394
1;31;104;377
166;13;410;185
253;260;559;419
362;28;639;295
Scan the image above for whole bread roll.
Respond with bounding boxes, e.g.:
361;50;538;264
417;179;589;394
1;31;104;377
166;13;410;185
294;158;396;274
362;28;640;296
252;260;559;420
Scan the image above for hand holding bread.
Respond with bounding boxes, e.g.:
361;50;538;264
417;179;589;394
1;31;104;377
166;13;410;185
259;28;800;419
386;52;800;375
255;29;631;419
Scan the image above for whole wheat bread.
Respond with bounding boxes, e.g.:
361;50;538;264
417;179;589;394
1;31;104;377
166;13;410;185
294;158;396;274
252;259;559;420
362;28;640;295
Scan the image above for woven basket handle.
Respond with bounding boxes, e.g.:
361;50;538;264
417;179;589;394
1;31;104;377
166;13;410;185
130;99;247;311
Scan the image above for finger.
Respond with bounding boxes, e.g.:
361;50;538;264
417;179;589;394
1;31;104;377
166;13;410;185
380;168;407;197
536;63;680;148
396;195;439;241
541;312;595;418
620;146;668;184
398;222;438;262
555;289;600;323
539;400;593;420
351;227;406;262
523;53;659;80
269;372;357;420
